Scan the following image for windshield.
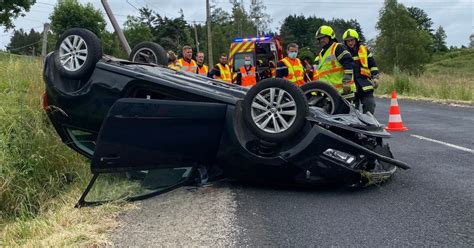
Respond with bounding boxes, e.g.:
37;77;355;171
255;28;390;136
233;52;254;72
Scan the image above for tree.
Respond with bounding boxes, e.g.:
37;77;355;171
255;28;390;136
249;0;271;35
0;0;36;29
279;15;364;56
470;34;474;48
433;26;448;52
407;7;433;34
123;16;154;49
6;28;42;55
375;0;432;74
49;0;106;37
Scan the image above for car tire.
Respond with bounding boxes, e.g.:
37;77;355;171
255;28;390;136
242;78;308;143
301;81;347;114
54;28;102;80
129;42;167;66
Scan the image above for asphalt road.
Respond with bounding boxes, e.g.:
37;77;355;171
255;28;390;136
110;98;474;247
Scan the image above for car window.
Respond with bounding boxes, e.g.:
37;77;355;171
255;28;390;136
82;167;194;205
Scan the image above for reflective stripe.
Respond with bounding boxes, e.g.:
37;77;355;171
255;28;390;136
178;59;198;73
370;67;379;71
318;67;344;77
362;85;374;91
389;114;403;123
337;50;350;61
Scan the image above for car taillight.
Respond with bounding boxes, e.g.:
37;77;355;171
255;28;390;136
42;92;49;111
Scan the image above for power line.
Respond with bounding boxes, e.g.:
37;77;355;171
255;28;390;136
8;40;42;51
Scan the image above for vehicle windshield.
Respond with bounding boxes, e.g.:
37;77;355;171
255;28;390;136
233;52;254;72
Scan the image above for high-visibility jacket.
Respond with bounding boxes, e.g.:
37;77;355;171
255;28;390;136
240;66;257;87
280;57;305;86
215;63;232;83
351;45;375;92
177;58;197;73
197;64;208;76
313;42;356;96
353;45;371;78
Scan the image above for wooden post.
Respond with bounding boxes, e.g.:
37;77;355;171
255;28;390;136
41;23;50;57
206;0;213;67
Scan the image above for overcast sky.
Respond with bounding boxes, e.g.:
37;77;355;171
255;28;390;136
1;0;472;50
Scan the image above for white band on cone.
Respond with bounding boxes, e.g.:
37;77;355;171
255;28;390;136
389;114;403;123
391;99;399;106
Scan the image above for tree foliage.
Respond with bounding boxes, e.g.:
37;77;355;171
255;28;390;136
279;15;364;59
6;28;41;55
0;0;36;29
433;26;448;52
407;7;433;34
49;0;106;37
375;0;431;74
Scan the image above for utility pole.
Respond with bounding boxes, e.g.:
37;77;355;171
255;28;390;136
101;0;131;55
193;22;200;53
206;0;213;67
41;23;50;57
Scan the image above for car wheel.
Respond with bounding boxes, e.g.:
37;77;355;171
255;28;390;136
129;42;167;66
301;81;346;114
242;78;308;143
54;28;102;79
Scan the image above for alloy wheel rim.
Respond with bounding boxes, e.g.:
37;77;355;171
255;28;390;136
59;35;88;72
304;89;335;114
132;48;158;64
251;87;297;133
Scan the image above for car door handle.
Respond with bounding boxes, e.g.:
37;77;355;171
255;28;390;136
100;155;120;164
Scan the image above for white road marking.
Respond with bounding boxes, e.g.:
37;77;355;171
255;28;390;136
411;134;474;154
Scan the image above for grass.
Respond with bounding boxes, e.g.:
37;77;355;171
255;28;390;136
0;53;126;246
376;48;474;103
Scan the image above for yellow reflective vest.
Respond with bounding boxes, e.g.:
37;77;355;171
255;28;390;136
313;42;356;97
215;63;232;83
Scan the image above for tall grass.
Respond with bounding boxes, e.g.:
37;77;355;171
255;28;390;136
0;53;89;220
376;61;474;102
0;53;128;246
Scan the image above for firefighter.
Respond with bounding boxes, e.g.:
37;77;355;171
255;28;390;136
209;53;232;83
236;55;260;87
313;25;355;99
195;51;209;76
343;29;379;114
177;45;197;73
276;43;305;86
269;60;276;78
167;50;181;71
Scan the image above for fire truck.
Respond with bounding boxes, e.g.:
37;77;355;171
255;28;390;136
228;36;284;83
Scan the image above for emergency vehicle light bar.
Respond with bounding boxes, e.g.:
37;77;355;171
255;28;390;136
233;36;271;42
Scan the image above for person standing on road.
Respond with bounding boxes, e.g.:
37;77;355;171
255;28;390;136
177;45;198;73
313;25;355;99
209;53;232;83
343;28;380;114
195;51;209;77
276;43;305;86
236;55;260;87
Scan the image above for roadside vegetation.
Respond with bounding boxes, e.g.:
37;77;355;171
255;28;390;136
377;49;474;102
0;53;125;246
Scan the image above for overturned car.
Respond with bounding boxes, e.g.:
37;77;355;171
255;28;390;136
43;28;409;206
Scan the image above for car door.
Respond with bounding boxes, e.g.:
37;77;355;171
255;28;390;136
77;98;227;206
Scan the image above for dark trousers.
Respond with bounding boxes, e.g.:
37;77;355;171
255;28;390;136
354;90;376;114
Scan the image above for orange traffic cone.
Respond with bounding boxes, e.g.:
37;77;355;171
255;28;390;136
385;90;408;132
